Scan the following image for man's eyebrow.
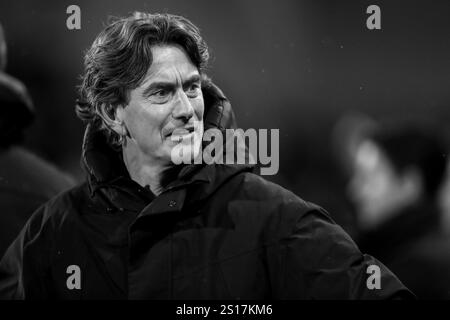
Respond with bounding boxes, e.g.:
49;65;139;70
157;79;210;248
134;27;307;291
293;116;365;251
182;74;201;89
142;74;201;96
142;81;175;96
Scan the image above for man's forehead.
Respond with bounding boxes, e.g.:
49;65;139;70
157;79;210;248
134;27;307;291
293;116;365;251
141;45;199;85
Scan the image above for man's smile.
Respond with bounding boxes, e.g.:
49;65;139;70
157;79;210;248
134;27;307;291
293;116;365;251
166;126;197;143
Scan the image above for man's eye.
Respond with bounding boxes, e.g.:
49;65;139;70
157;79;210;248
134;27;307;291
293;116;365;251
148;89;171;103
154;89;168;97
186;84;200;97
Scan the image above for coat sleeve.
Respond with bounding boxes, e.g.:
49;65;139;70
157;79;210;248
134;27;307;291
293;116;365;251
267;205;415;299
0;205;52;300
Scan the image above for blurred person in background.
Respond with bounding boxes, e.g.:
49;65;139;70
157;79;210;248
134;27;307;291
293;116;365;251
347;122;450;299
0;23;75;257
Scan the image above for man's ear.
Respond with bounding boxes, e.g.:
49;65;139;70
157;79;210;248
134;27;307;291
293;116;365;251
98;103;127;136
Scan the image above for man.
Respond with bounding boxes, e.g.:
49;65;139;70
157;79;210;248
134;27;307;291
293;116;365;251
0;12;413;299
348;123;450;299
0;23;75;258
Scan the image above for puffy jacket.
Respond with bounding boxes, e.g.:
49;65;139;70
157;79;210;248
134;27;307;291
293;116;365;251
0;81;414;300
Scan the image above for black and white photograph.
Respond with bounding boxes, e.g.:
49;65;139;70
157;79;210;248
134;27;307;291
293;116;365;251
1;0;450;306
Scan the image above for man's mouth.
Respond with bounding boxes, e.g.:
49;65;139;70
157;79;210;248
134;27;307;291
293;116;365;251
167;126;196;141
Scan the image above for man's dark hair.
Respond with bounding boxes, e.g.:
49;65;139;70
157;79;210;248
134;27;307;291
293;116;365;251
76;12;209;148
369;125;447;198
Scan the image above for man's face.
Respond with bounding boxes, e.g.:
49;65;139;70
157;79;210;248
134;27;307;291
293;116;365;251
116;45;204;165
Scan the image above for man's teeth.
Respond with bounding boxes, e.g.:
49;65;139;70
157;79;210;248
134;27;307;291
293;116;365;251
171;131;194;142
172;132;192;137
174;129;192;134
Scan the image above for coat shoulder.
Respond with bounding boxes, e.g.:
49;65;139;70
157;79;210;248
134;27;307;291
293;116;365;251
240;172;310;202
218;171;331;239
230;171;323;214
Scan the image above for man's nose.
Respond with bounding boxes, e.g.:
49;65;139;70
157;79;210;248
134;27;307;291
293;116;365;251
172;89;194;121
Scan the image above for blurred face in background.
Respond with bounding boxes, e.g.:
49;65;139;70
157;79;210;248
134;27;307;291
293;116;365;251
348;139;422;230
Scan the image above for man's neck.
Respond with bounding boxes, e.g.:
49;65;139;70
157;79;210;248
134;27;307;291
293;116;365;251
121;141;170;196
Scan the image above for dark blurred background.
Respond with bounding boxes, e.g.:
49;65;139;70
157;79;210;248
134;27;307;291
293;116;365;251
1;0;450;234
